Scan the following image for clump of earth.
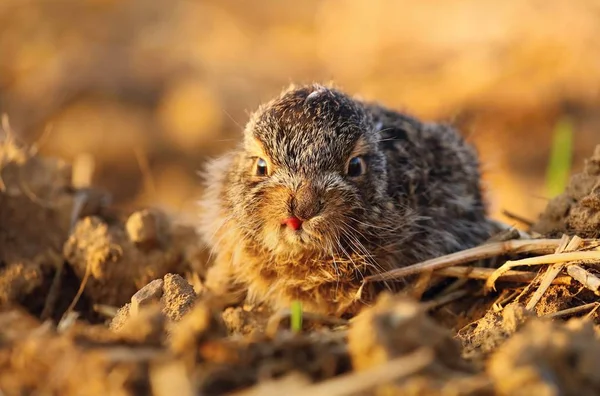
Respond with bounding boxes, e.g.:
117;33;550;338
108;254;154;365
2;132;600;395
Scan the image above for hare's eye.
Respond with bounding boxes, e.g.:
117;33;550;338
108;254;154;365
347;156;366;177
255;158;268;176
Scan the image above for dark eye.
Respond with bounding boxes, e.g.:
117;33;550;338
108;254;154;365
255;158;268;176
347;156;366;177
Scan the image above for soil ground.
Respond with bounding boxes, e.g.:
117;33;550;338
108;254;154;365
2;132;600;395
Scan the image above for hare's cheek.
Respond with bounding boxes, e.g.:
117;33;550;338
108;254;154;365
301;216;328;240
261;223;281;251
259;187;293;218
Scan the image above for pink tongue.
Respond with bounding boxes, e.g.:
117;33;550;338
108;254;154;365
283;217;303;230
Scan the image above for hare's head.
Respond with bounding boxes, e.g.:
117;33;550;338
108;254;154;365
227;84;389;256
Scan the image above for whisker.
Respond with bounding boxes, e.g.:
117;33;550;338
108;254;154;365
203;213;238;264
338;220;396;292
338;225;380;271
331;251;341;295
332;231;365;282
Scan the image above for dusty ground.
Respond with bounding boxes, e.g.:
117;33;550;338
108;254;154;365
2;130;600;395
3;0;600;223
2;2;600;394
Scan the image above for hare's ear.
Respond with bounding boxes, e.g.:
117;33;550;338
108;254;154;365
281;82;298;95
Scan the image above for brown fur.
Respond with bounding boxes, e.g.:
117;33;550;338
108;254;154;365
197;83;493;316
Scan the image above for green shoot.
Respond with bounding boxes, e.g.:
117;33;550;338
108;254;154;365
545;117;573;198
290;300;303;332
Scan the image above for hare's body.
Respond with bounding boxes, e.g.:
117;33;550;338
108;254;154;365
198;84;492;316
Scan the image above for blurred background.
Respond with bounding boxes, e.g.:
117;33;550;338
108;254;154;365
1;0;600;223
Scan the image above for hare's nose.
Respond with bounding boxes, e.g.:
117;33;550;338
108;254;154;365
290;183;322;221
283;217;303;230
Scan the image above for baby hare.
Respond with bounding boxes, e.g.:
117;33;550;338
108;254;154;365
198;84;493;316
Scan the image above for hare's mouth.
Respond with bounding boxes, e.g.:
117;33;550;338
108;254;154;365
263;215;333;255
281;225;310;245
275;221;327;252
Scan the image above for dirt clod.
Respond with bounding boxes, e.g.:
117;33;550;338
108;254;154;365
116;304;168;345
533;145;600;237
131;279;165;316
0;137;108;310
0;263;45;306
459;302;533;361
3;124;600;395
348;293;469;374
0;308;44;343
161;273;196;321
488;318;600;396
222;305;267;336
126;209;169;249
169;300;228;357
0;320;160;396
110;274;197;332
64;215;188;307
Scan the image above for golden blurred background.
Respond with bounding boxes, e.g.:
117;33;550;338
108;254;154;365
2;0;600;223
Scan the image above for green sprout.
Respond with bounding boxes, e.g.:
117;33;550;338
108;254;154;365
290;300;303;332
545;117;573;198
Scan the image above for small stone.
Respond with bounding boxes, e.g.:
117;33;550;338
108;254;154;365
161;274;196;322
109;303;131;331
126;209;163;246
348;293;467;374
131;279;164;316
117;304;167;345
169;301;227;355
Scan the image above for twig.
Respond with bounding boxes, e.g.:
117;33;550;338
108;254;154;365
27;122;54;156
543;302;599;319
487;218;532;241
1;115;62;207
1;114;12;138
133;146;157;198
525;235;581;312
486;227;522;243
422;289;469;311
501;210;534;227
436;277;469;294
41;259;64;320
93;304;119;318
234;348;433;396
434;266;571;285
567;265;600;294
0;114;11;192
585;303;600;319
500;251;600;266
57;311;79;333
485;250;600;291
365;239;572;282
512;235;571;304
410;270;433;300
0;115;54;206
17;175;56;208
72;153;94;189
492;289;521;310
69;153;95;230
60;260;92;326
70;192;89;231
